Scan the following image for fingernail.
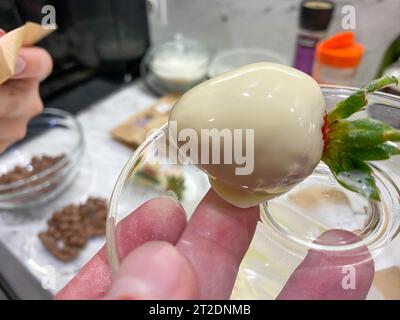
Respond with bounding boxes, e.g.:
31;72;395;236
105;241;197;299
0;29;5;37
13;57;26;76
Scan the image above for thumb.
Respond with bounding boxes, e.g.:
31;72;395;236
277;229;375;300
11;47;53;81
104;241;199;300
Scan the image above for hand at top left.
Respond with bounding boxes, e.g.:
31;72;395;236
0;28;53;154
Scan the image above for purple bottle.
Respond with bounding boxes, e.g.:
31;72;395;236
294;0;335;75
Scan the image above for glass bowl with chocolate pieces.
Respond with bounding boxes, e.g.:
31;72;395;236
0;108;84;209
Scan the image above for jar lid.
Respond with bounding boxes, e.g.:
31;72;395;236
300;0;335;31
316;32;364;68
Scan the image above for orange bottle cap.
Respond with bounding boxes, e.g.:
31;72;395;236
316;31;364;68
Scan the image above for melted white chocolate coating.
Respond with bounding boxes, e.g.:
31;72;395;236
170;62;326;208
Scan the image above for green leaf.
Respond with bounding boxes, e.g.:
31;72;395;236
328;76;399;122
323;76;400;201
166;175;185;201
328;92;366;123
340;153;373;173
331;118;400;147
323;154;380;201
363;76;399;93
348;142;400;160
335;170;380;201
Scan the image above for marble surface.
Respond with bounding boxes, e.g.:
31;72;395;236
0;78;400;298
0;80;157;292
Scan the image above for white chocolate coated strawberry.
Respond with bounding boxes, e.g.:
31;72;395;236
170;62;326;208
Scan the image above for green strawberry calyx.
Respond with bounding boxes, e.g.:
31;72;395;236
322;76;400;201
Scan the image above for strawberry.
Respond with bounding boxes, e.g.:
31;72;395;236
169;63;399;207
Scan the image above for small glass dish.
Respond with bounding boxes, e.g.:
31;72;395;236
141;34;210;95
107;87;400;299
0;108;84;210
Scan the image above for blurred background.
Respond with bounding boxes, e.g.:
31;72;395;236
149;0;399;84
1;0;399;103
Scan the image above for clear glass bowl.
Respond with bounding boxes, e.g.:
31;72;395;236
107;87;400;299
0;108;84;209
141;35;210;95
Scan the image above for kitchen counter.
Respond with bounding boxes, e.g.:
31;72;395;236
0;80;158;293
1;79;400;298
